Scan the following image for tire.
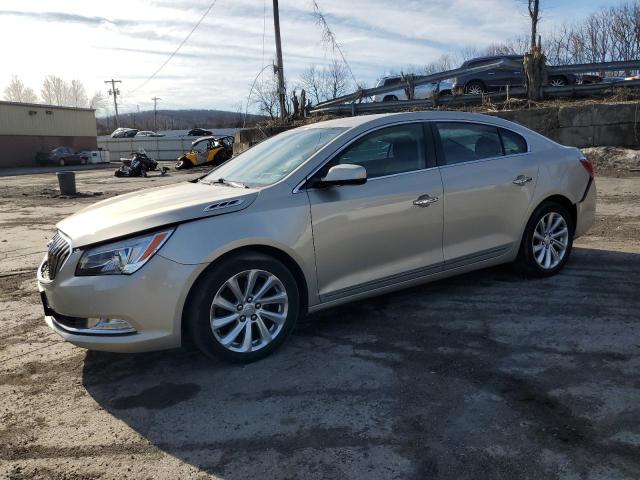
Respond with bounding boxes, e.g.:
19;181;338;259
59;158;66;166
514;201;574;277
175;159;191;170
382;95;398;102
213;151;228;165
186;252;301;363
549;76;567;87
80;157;87;165
464;81;485;95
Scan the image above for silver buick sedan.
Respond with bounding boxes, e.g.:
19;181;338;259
38;112;596;362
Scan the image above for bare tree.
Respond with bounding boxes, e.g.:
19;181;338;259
3;76;38;103
88;91;106;110
300;64;327;104
68;79;88;108
41;75;70;106
254;76;280;120
325;59;349;100
528;0;540;50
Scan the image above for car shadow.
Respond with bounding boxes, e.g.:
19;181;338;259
82;247;640;479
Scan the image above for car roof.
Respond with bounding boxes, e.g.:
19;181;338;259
305;111;524;130
191;135;233;143
464;54;522;64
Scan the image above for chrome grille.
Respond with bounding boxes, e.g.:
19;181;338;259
46;232;71;280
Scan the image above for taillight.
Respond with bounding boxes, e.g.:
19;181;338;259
579;157;594;179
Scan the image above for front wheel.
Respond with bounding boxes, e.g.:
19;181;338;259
186;252;300;363
515;201;574;277
465;81;485;95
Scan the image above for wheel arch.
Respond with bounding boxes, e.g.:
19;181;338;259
535;194;577;230
180;244;310;340
465;79;486;90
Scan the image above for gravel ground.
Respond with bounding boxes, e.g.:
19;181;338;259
0;162;639;480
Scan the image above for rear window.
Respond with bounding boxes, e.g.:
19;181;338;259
436;123;502;165
383;77;401;86
500;128;528;155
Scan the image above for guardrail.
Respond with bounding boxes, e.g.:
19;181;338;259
311;59;640;115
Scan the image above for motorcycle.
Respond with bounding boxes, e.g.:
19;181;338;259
114;149;168;177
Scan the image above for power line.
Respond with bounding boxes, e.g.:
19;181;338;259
130;0;218;94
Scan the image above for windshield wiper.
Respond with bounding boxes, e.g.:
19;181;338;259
206;178;249;189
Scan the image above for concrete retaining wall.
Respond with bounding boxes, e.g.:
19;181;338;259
234;101;640;153
233;126;292;155
489;101;640;148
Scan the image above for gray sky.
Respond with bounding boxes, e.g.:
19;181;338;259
0;0;616;114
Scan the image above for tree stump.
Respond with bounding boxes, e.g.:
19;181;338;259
401;72;416;100
524;40;546;102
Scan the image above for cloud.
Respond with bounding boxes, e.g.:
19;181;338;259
0;10;114;25
0;0;594;113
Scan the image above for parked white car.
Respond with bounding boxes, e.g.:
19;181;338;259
135;131;165;137
372;76;454;102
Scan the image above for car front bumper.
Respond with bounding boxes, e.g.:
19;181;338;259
37;250;199;353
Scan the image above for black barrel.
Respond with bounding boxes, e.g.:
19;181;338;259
56;171;76;195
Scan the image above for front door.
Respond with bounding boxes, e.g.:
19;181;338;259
306;123;444;300
434;122;538;263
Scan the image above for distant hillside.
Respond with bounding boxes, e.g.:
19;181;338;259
96;109;265;135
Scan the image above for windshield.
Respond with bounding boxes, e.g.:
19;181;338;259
202;127;345;187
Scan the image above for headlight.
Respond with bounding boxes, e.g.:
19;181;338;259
76;228;174;276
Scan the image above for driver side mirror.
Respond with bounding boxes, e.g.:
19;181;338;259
316;164;367;187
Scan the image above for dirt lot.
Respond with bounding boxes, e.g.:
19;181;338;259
1;161;639;480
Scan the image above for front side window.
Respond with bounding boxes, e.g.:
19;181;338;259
203;127;345;187
436;122;503;165
500;128;528;155
332;124;426;179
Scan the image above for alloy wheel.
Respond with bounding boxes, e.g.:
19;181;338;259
549;78;566;87
210;269;289;353
465;85;484;95
532;212;569;270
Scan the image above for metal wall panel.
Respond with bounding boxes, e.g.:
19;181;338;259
0;102;97;137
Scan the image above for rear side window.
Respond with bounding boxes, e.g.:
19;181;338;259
500;128;528;155
383;77;401;87
436;123;503;165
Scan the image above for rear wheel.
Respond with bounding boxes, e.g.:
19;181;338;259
382;95;398;102
515;201;574;277
59;158;66;166
186;252;300;363
549;76;567;87
175;159;191;170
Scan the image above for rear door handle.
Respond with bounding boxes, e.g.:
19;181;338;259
413;194;439;207
513;175;533;186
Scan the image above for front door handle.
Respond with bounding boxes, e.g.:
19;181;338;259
513;175;533;186
413;194;439;207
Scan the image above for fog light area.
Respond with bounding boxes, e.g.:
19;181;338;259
86;318;136;333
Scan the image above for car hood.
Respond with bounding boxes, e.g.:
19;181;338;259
57;181;259;247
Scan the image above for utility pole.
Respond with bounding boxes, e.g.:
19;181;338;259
104;79;122;128
152;97;161;132
272;0;286;121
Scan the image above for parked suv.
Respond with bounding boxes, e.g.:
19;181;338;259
453;55;577;94
372;76;453;102
38;112;595;363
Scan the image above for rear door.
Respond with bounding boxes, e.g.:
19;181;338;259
306;123;444;300
434;122;537;263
